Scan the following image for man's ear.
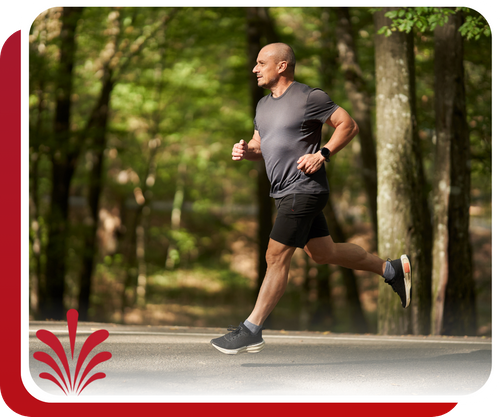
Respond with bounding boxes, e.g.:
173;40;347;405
277;61;288;74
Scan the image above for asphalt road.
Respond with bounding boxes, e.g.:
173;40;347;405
28;321;492;398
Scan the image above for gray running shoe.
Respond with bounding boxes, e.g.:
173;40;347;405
385;254;412;308
211;322;265;355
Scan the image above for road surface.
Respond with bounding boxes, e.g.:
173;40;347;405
28;321;492;398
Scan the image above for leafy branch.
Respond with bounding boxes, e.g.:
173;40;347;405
375;7;491;40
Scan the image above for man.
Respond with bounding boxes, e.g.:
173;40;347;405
210;43;411;355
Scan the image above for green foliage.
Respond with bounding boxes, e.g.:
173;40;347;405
459;13;492;40
28;7;491;329
376;7;491;40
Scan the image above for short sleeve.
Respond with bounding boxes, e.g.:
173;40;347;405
305;89;339;124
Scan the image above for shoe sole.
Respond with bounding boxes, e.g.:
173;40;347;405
211;340;265;355
401;254;411;308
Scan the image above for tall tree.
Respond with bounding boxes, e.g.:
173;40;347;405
78;40;116;320
40;7;84;320
377;7;481;336
324;200;369;333
374;8;432;335
245;7;279;300
78;8;177;319
310;7;370;333
432;10;476;335
334;7;378;240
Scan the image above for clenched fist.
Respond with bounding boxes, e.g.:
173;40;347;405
297;152;325;175
232;140;248;161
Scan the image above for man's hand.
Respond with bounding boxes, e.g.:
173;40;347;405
297;152;325;175
232;140;248;161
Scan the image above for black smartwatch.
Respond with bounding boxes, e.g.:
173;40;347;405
320;147;330;162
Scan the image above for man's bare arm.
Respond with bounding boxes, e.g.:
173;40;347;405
297;107;359;174
323;106;359;156
232;129;264;161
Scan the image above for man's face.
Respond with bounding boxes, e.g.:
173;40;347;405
252;47;281;89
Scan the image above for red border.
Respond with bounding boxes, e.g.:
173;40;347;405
0;30;457;417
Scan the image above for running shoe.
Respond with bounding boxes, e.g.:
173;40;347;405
210;322;265;355
385;254;412;308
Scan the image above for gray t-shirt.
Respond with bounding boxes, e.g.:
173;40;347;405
254;81;339;198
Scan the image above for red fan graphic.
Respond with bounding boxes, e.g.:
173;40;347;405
33;309;112;395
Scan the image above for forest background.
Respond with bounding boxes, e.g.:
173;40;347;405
28;7;492;337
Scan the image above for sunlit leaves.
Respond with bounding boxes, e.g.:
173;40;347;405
459;14;491;40
377;7;490;40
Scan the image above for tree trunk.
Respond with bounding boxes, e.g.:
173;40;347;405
318;10;369;334
334;7;378;240
40;7;83;320
136;41;167;303
120;204;140;320
374;8;432;335
29;83;47;315
78;70;115;321
245;7;278;301
324;200;370;333
433;11;476;336
166;161;186;269
309;263;334;328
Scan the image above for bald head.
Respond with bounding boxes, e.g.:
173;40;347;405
253;43;296;91
261;43;296;76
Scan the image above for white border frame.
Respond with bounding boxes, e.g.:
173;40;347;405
0;2;495;415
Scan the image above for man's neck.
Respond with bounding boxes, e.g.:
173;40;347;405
270;78;294;98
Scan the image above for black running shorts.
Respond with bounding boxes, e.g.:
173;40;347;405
270;193;330;248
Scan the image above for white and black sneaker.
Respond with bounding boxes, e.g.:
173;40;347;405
385;255;412;308
210;322;265;355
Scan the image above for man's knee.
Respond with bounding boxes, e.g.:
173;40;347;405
309;252;330;265
266;249;286;266
265;240;295;266
305;240;335;265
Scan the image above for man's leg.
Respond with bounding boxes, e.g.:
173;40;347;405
247;238;297;326
304;235;411;308
304;235;385;275
210;238;296;354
